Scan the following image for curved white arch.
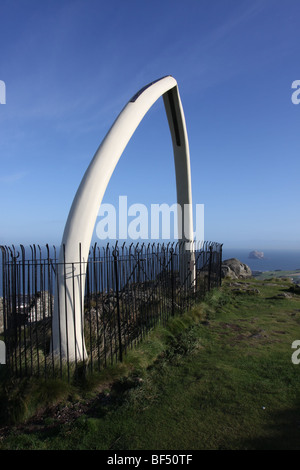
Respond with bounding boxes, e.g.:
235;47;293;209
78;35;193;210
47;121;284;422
52;75;194;361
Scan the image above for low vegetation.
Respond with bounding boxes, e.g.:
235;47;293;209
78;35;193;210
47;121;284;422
0;276;300;450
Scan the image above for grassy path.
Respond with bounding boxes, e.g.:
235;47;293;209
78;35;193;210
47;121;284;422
0;277;300;450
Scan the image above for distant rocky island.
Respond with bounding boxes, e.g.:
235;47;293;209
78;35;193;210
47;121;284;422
248;250;264;259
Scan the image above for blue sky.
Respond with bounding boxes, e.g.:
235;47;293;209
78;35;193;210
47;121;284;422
0;0;299;250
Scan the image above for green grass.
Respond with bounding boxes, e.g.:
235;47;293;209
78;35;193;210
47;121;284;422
253;269;300;281
1;277;300;450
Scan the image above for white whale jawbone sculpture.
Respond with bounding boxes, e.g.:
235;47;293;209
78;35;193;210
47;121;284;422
51;75;196;362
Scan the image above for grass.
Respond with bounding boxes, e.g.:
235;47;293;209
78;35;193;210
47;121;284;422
0;276;300;450
253;269;300;281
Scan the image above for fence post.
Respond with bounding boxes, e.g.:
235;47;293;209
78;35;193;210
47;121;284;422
11;252;18;364
219;244;223;287
0;247;8;368
113;248;123;362
170;248;175;316
208;245;213;291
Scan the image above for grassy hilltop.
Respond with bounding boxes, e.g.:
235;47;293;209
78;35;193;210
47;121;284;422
0;276;300;450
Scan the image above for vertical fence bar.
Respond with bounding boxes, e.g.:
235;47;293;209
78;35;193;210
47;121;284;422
1;247;8;368
71;261;77;372
219;244;223;287
62;244;70;381
208;245;213;292
86;256;92;372
79;243;85;372
92;245;100;372
113;248;122;363
47;244;54;379
170;248;175;317
11;251;17;374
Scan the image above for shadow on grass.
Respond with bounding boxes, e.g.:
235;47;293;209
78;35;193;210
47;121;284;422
240;404;300;450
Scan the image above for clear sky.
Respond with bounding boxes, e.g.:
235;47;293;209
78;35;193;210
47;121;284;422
0;0;299;250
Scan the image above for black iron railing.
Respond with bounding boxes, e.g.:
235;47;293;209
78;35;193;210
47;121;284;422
0;241;222;379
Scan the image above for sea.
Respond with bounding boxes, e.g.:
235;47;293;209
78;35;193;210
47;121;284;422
222;248;300;273
1;246;300;296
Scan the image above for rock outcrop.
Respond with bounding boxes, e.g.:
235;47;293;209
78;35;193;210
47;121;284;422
222;258;252;279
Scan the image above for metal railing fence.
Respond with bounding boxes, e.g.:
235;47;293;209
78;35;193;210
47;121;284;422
0;241;222;379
